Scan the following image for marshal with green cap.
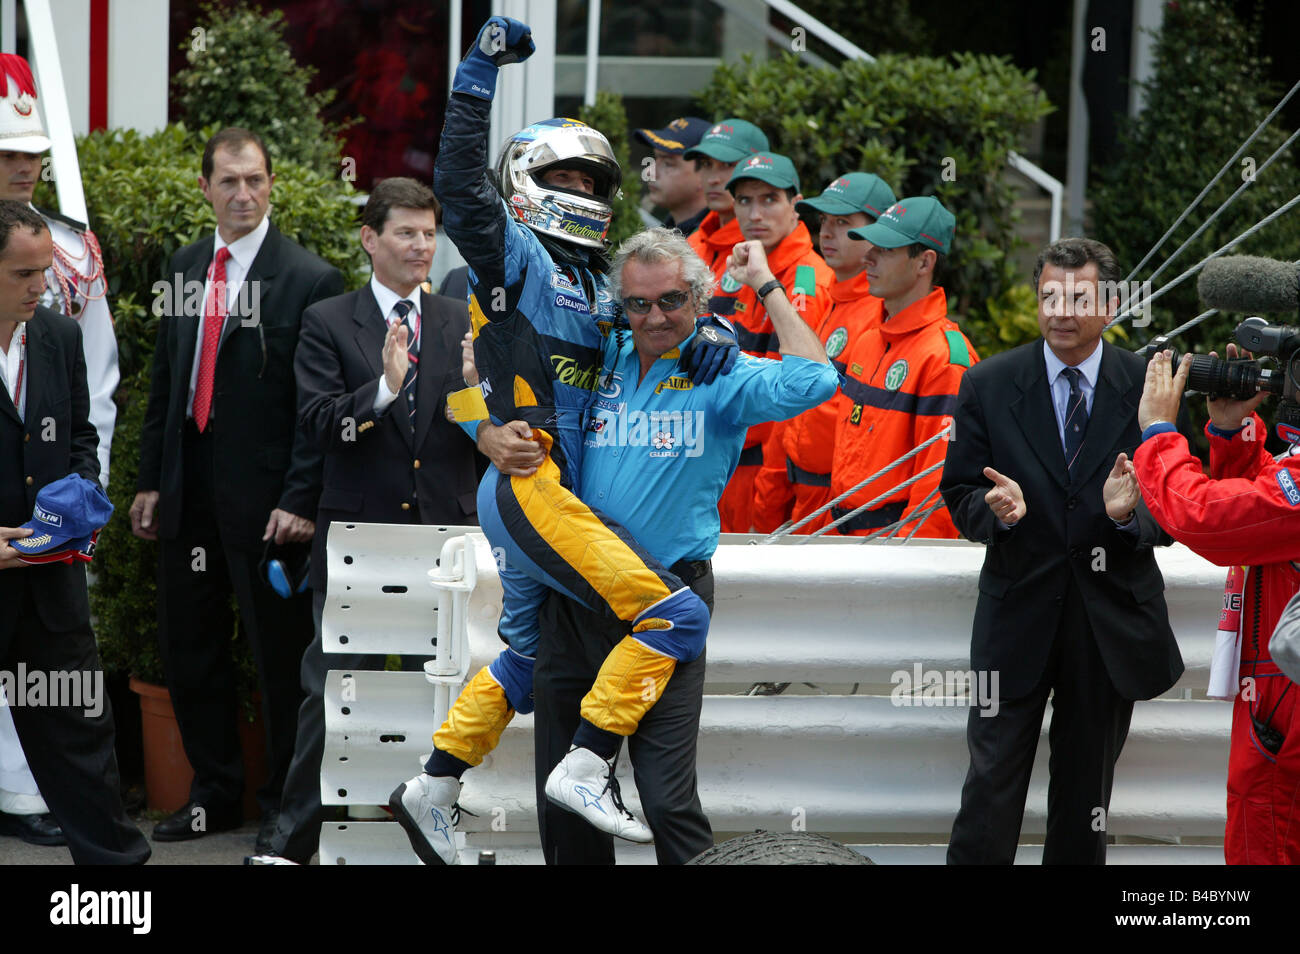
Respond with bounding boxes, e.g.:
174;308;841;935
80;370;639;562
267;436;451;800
725;151;800;194
848;196;955;254
682;118;769;164
796;173;897;220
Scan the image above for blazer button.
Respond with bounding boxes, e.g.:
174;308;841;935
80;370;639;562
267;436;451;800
23;433;30;442
413;459;421;469
401;502;411;511
1070;546;1082;559
1066;496;1077;510
25;476;33;485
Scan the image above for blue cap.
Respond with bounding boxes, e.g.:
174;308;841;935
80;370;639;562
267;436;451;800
632;117;711;155
10;474;113;556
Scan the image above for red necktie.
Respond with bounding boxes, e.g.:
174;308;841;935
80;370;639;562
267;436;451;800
192;246;231;432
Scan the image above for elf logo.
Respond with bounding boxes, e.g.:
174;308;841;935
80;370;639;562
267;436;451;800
1276;468;1300;506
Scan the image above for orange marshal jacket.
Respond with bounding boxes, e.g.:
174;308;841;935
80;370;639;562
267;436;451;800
712;222;833;532
753;272;883;532
688;211;744;281
828;286;977;538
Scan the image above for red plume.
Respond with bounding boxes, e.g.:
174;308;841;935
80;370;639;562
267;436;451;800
0;54;37;99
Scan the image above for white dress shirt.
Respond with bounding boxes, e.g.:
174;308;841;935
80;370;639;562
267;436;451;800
1043;337;1102;452
186;215;270;417
370;273;422;414
0;323;25;419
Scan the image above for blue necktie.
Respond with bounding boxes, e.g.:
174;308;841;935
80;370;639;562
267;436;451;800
393;299;418;430
1062;367;1088;473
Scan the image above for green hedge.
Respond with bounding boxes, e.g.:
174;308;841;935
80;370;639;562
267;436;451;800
697;51;1053;357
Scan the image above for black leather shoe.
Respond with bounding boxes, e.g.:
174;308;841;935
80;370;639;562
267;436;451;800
152;800;241;841
0;811;67;846
254;809;280;854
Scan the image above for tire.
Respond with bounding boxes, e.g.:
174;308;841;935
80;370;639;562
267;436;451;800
687;831;873;865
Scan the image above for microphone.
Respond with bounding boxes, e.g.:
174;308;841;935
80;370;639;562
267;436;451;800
1197;255;1300;313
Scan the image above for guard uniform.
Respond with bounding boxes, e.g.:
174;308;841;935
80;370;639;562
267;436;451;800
38;208;119;488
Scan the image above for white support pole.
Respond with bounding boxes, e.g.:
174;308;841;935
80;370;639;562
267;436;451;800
24;0;86;223
582;0;599;107
1;0;15;54
447;0;462;95
1065;0;1089;235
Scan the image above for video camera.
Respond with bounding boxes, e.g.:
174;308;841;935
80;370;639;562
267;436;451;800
1189;256;1300;440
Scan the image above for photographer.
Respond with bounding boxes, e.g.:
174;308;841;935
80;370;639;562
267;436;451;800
1133;348;1300;865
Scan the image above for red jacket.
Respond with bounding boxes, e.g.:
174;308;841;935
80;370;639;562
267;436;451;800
1134;415;1300;864
688;211;744;281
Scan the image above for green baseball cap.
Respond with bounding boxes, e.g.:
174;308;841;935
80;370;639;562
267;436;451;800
682;118;769;163
725;151;799;194
796;173;897;219
848;196;955;253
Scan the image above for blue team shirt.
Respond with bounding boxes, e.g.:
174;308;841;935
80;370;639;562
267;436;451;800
580;330;838;567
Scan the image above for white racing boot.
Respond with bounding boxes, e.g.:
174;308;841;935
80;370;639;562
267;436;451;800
544;746;653;843
389;774;462;865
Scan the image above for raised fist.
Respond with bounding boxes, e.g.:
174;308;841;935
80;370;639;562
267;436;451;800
475;16;534;66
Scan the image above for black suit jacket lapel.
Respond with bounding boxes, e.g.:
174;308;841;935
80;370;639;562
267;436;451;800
220;222;281;351
175;244;211;388
1009;343;1068;490
0;326;22;425
414;291;446;450
0;318;46;425
1069;341;1136;490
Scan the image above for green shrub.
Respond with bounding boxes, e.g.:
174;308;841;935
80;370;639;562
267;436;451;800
697;51;1053;352
172;1;351;177
1092;0;1300;361
579;91;644;249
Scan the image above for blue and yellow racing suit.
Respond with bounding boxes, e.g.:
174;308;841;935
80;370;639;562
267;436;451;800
426;87;710;772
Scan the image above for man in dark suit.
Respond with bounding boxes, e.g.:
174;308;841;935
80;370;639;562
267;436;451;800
248;177;481;864
940;237;1184;865
130;128;343;848
0;200;149;863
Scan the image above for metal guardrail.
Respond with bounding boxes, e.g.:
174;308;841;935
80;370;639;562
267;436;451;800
317;524;1230;864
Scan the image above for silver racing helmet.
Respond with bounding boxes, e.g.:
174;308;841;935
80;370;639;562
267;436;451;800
495;117;621;249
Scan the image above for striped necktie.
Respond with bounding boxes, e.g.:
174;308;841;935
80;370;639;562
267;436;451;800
1062;367;1088;473
393;299;418;430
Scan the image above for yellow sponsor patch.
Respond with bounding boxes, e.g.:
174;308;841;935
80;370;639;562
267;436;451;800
446;386;489;422
653;375;693;395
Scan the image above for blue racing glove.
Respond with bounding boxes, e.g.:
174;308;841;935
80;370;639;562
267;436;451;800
682;316;739;386
452;16;535;101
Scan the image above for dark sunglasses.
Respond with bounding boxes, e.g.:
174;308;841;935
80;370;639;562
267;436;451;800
621;290;691;315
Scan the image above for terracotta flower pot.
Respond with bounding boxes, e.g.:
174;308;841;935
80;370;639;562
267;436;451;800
128;677;268;819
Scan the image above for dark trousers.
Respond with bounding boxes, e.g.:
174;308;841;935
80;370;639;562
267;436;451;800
1;588;149;864
156;422;312;815
946;579;1134;865
533;565;715;865
271;589;386;863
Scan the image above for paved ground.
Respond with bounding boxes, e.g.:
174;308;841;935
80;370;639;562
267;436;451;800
0;814;283;865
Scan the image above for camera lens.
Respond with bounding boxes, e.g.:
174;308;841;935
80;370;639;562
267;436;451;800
1187;355;1264;400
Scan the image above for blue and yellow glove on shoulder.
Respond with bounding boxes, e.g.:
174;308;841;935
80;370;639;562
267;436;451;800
681;316;739;386
453;16;535;101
